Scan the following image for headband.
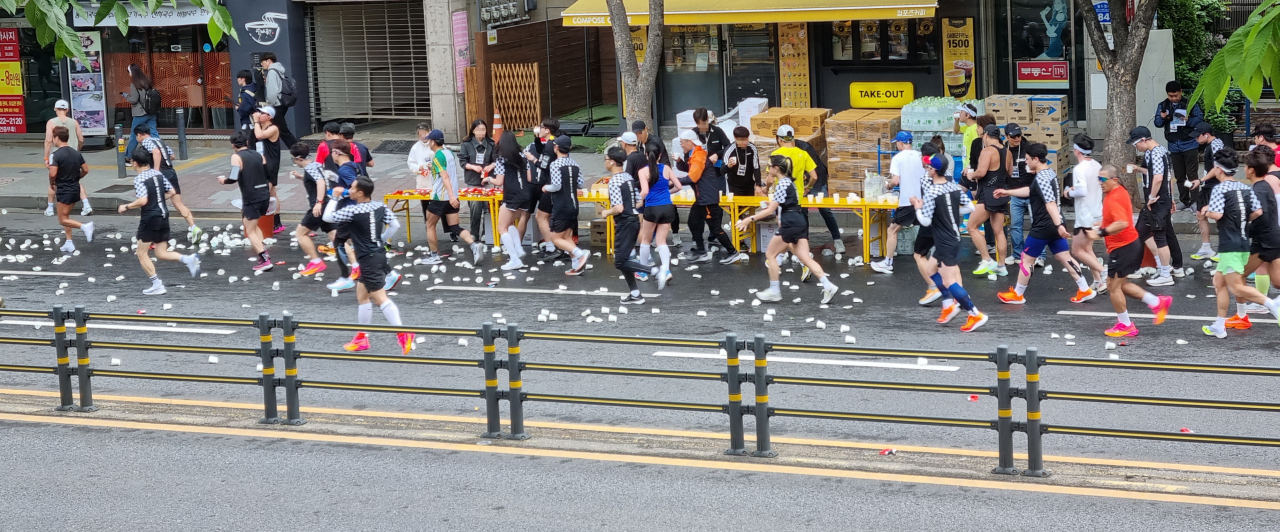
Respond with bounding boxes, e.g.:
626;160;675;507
1073;144;1092;155
1215;162;1237;175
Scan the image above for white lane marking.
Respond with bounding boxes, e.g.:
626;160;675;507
426;286;659;298
0;319;237;335
1056;310;1278;324
652;351;960;371
0;270;84;277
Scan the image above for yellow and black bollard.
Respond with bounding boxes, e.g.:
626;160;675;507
280;312;305;425
72;306;97;412
481;322;504;439
750;334;777;458
1022;347;1050;477
505;323;530;440
992;345;1018;475
256;313;280;424
723;333;747;456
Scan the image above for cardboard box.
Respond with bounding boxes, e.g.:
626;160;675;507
1033;121;1069;148
757;221;779;251
589;218;608;248
787;108;832;137
750;109;790;138
1003;95;1032;125
985;95;1008;123
1030;95;1069;123
856;111;902;142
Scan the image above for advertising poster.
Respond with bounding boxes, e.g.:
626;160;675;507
71;32;107;136
940;18;975;100
0;27;25;133
452;11;469;94
1016;60;1070;89
777;22;810;108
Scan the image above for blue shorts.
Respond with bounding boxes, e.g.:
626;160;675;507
1023;236;1069;259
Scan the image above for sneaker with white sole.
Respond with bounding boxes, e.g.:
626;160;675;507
755;287;783;302
500;257;525;271
1043;265;1054;274
657;269;671;290
800;266;813;283
383;270;402;291
471;242;484;264
820;285;838;304
918;288;941;305
995;264;1009;277
719;252;747;265
1244;302;1269;314
1146;275;1174;287
1035;257;1046;268
43;204;54;216
670;235;683;247
1190;249;1216;260
184;254;201;277
421;252;443;265
1004;255;1017;266
59;241;74;254
870;259;893;274
143;284;166;295
833;240;846;254
82;221;95;243
620;294;645;305
326;277;356;291
1202;324;1227;339
81;204;92;216
690;252;712;263
1171;268;1187;278
187;225;204;244
1127;271;1144;279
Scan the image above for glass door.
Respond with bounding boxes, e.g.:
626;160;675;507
723;24;778;112
660;25;725;126
102;26;234;134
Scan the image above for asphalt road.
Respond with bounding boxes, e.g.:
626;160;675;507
2;211;1279;470
2;419;1275;531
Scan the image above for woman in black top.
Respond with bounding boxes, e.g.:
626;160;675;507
495;131;530;271
964;123;1010;275
460;119;498;240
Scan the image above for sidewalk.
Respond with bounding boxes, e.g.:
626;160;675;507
0;142;610;216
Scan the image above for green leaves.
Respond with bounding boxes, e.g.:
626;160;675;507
0;0;239;62
1192;0;1280;110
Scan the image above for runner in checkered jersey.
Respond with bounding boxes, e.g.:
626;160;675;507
117;148;201;296
1190;122;1226;259
600;147;649;304
1201;148;1280;338
912;154;987;332
321;175;413;355
289;142;331;276
135;126;202;244
1129;126;1179;286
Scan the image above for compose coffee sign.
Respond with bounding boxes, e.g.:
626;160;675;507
848;82;914;109
940;18;975;100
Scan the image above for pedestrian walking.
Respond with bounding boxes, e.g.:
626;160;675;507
677;128;743;265
460;119;497;241
252;107;285;234
123;63;159;163
260;53;299;147
48;126;94;253
1153;81;1205;210
421;129;485;266
235;70;257;132
44;99;90;217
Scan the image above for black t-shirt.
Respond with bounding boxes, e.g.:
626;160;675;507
231;149;272;204
624;150;647;188
49;146;85;195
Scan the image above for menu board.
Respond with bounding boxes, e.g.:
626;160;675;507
777;22;810;108
940;19;976;99
70;32;107;136
0;27;25;133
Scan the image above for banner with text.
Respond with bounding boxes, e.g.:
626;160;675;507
940;18;975;100
1016;60;1070;89
0;28;25;134
71;32;107;136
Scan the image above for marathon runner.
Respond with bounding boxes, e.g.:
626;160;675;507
495;130;531;271
964;123;1010;277
639;149;679;290
1128;126;1178;286
219;130;274;272
1065;134;1108;292
1189;122;1224;260
1087;165;1172;337
47;126;94;253
136;126;201;244
252;106;285;235
601;147;648;304
914;154;988;332
1201;148;1280;338
738;155;838;305
543;135;589;275
422;128;485;266
289;142;329;276
118;148;201;295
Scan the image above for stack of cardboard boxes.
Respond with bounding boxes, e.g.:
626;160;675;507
748;107;830;163
985;94;1071;174
824;109;901;196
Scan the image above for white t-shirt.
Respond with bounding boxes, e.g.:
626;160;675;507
889;149;924;207
1071;159;1103;228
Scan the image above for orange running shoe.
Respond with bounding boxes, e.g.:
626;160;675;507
1225;314;1252;330
300;260;327;276
997;288;1025;305
1150;295;1173;325
1070;288;1096;303
961;312;989;332
318;245;335;256
350;265;361;280
397;332;415;355
344;332;370;351
937;303;962;324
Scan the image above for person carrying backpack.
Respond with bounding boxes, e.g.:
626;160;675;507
123;63;160;162
260;53;299;147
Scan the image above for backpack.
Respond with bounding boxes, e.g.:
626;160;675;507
272;68;298;108
142;87;162;115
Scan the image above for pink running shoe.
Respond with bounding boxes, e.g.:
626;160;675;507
1104;322;1140;337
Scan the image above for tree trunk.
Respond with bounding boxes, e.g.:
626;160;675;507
1102;67;1143;202
606;0;664;135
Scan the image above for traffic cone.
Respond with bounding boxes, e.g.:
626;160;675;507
493;109;503;132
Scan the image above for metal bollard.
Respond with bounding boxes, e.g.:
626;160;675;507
723;333;747;456
114;124;127;178
175;109;188;160
750;334;776;458
72;305;97;412
1022;347;1050;477
991;345;1018;475
52;305;74;411
505;323;529;440
280;311;305;425
480;322;504;438
256;313;280;424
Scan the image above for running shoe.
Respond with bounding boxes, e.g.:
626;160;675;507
1150;295;1173;325
918;287;941;305
634;271;650;282
43;204;53;216
351;265;361;280
565;264;586;276
657;269;671;290
690;252;712;264
1191;249;1217;260
1126;271;1144;279
937;303;962;324
326;277;356;291
184;254;201;278
719;252;747;265
396;332;415;355
1202;324;1227;339
344;332;370;351
471;242;484;264
1171;268;1187;278
620;294;646;305
1105;322;1140;337
81;204;92;216
253;259;274;272
869;259;893;274
820;284;838;304
273;225;286;235
500;257;525;271
1243;302;1269;314
1225;314;1252;329
420;252;443;265
1089;279;1105;293
755;287;783;302
82;221;95;243
997;288;1026;305
59;240;75;254
143;284;166;296
833;240;846;254
318;245;336;256
1043;265;1054;275
972;260;996;275
800;266;813;283
669;234;683;247
383;269;402;291
571;250;589;271
960;312;989;332
995;265;1009;277
188;225;204;244
1070;288;1096;303
1146;275;1174;287
1004;255;1017;266
1267;299;1280;324
301;260;327;276
1035;257;1046;268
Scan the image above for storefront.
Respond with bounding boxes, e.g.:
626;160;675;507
0;20;63;139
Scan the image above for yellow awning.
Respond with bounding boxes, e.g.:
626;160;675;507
561;0;936;27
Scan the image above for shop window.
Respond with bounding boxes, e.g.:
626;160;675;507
102;26;234;133
826;18;939;66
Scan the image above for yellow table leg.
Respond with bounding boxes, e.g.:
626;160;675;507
489;197;502;246
861;205;872;263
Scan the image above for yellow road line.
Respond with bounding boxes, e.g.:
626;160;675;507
173;153;223;171
2;411;1277;510
0;153;220;173
1;388;1278;479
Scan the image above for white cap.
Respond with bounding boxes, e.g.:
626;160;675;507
678;129;703;146
258;106;276;118
54;100;69;110
776;125;796;139
617;132;638;145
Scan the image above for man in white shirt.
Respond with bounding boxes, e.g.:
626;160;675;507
1065;134;1108;291
407;123;435;190
871;131;925;275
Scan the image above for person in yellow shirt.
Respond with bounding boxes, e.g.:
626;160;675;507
954;102;980;170
771;125;818;196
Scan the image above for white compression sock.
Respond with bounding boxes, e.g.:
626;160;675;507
657;245;671;271
380;300;403;326
639;244;652;265
1075;276;1089;291
1117;311;1131;325
819;275;836;290
769;280;780;291
357;303;373;325
1141;293;1160;307
1237;302;1248;317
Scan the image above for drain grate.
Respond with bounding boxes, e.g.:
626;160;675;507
95;184;136;194
372;140;417;155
